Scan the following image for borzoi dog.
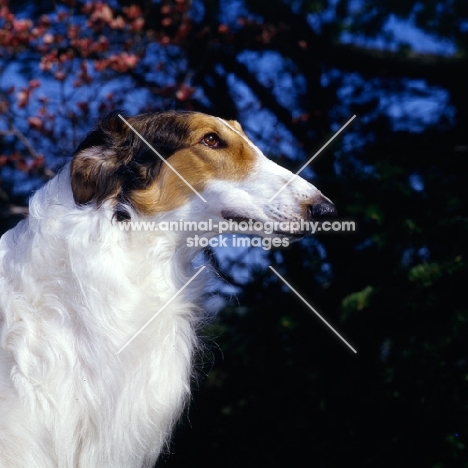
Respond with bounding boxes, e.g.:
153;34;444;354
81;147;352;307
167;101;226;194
0;111;336;467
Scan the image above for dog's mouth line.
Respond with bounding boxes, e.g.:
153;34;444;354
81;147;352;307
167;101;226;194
220;212;306;238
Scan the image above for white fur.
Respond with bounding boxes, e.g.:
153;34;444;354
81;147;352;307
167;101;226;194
0;120;328;467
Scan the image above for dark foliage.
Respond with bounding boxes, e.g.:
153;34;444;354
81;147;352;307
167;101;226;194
1;1;467;466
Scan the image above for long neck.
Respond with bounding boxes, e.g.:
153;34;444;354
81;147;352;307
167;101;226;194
1;174;207;464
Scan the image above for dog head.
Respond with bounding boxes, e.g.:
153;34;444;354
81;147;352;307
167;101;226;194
71;111;336;235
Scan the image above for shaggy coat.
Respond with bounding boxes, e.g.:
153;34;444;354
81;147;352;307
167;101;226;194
0;111;335;467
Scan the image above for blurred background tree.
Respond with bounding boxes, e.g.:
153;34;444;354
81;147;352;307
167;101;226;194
1;0;467;466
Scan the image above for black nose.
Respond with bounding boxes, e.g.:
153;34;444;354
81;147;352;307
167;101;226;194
309;201;338;219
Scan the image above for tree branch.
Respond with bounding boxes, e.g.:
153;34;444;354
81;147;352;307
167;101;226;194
0;127;40;159
324;43;468;87
0;127;55;177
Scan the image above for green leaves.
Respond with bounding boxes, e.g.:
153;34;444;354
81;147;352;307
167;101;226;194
341;285;374;316
409;257;466;288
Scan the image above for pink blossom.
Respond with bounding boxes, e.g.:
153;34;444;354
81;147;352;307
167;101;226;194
43;33;54;44
13;19;32;32
123;5;142;20
16;89;29;108
90;3;114;24
28;116;43;130
29;79;41;89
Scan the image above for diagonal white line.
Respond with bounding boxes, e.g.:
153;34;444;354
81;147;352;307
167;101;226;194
116;266;206;354
118;114;207;203
268;115;356;202
269;266;357;353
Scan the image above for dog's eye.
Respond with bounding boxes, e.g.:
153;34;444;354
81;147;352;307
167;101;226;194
201;133;221;148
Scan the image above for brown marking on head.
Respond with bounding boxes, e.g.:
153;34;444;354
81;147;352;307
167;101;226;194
130;114;258;214
70;111;258;218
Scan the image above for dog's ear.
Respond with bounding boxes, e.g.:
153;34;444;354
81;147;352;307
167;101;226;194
71;112;133;205
71;111;193;209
